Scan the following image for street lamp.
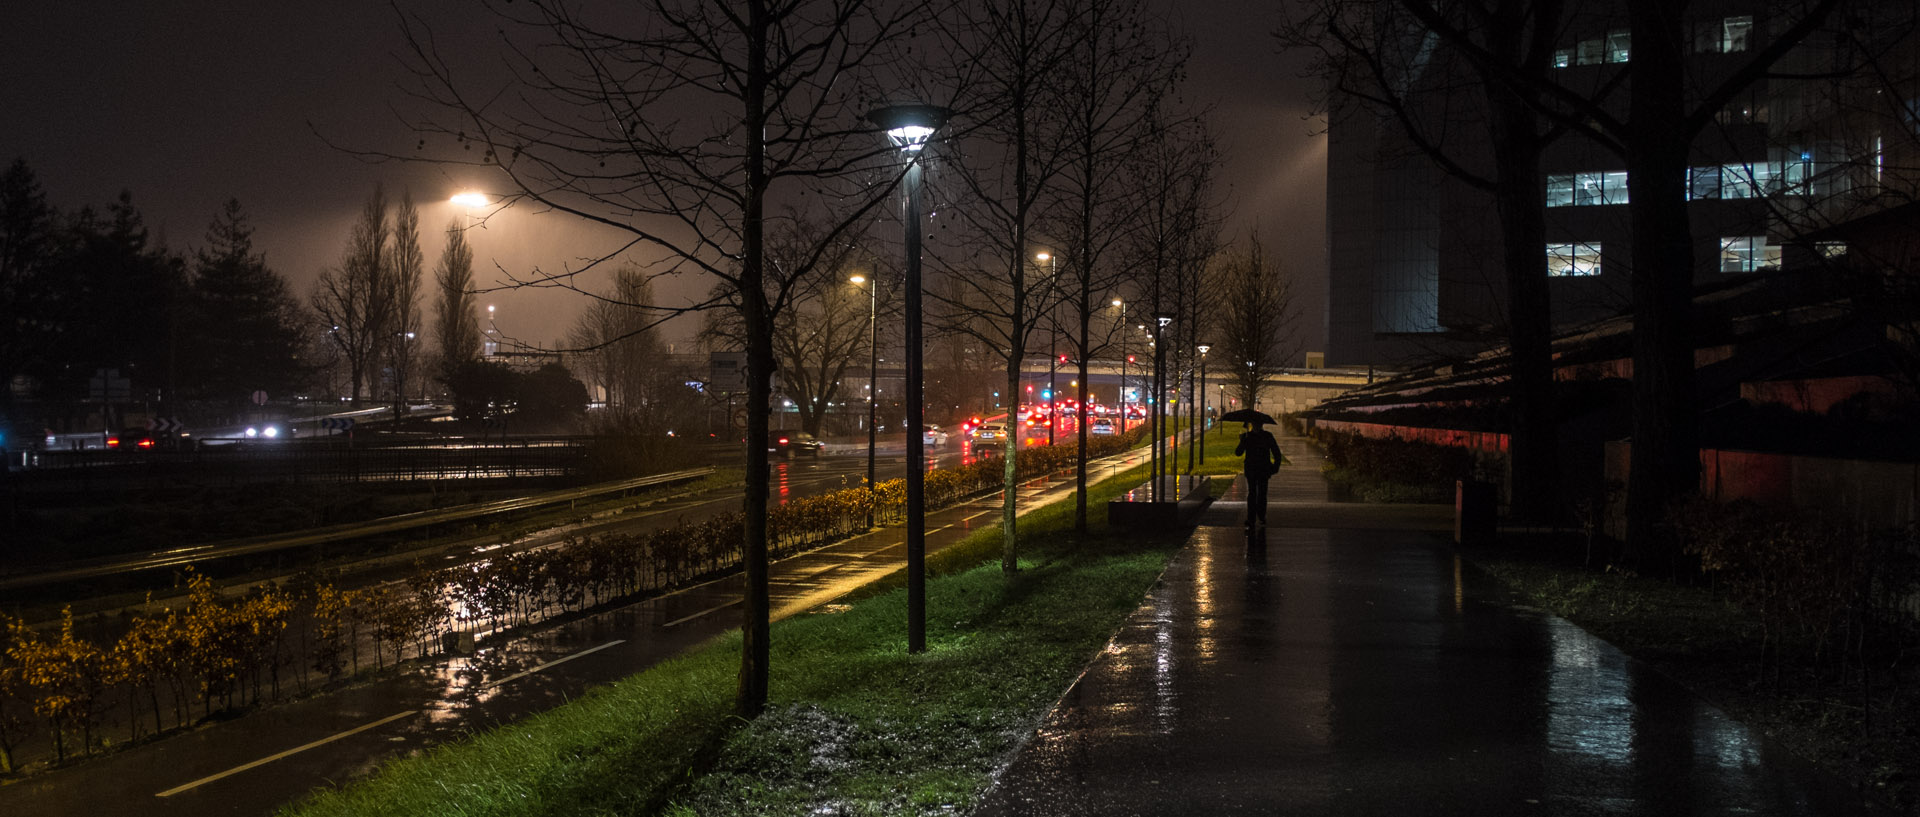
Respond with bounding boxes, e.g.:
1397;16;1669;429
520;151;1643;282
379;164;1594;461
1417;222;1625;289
1151;311;1174;502
1196;343;1211;465
484;305;498;357
1112;299;1127;430
851;273;878;528
1037;251;1057;446
869;102;947;654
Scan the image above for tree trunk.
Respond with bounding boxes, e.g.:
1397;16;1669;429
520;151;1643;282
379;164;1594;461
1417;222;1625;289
1487;79;1556;524
1622;0;1698;569
735;0;771;720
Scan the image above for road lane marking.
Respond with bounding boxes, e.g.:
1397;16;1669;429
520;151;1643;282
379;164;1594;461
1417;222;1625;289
481;640;626;689
666;599;740;627
156;710;418;797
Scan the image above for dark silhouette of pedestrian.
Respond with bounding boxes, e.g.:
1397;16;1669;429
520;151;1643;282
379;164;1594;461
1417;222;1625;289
1235;421;1282;527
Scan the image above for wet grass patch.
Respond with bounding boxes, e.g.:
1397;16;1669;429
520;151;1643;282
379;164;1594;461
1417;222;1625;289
281;459;1187;817
1462;533;1919;812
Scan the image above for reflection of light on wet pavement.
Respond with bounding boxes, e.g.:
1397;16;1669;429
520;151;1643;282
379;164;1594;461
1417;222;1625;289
1547;619;1634;765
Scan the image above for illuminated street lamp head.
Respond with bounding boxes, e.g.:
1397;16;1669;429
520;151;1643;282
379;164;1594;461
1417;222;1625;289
867;104;949;152
451;192;490;208
849;274;868;285
1112;298;1123;307
1154;312;1175;328
1197;343;1211;355
1035;251;1051;262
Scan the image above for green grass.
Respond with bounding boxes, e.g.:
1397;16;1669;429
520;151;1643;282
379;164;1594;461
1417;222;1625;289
281;458;1187;817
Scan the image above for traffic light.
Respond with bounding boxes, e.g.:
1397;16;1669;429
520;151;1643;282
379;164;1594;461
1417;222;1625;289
1059;354;1069;363
1127;355;1136;363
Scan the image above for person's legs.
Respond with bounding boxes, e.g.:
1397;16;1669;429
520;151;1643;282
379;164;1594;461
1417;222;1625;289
1247;474;1270;524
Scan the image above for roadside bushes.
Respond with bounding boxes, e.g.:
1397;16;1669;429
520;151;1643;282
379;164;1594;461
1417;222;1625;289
1311;427;1486;502
1670;499;1920;684
0;431;1141;771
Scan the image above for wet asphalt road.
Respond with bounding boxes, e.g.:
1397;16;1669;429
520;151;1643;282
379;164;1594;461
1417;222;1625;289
972;446;1873;817
1;441;1151;817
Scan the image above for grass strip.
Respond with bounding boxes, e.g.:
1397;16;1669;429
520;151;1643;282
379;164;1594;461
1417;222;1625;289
281;458;1188;817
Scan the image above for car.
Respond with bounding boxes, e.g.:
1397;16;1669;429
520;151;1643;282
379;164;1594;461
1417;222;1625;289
768;430;824;458
923;424;948;446
1024;412;1050;427
972;422;1010;441
1090;417;1117;435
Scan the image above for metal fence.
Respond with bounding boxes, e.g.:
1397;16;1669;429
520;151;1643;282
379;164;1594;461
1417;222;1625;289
6;436;598;495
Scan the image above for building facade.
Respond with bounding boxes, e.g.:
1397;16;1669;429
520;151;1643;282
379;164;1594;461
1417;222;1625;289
1325;1;1919;367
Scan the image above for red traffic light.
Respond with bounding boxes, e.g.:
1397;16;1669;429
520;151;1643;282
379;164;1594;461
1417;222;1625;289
1127;355;1136;363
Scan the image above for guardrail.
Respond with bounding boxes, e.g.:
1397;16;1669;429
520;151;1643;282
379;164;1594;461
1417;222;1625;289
0;466;719;591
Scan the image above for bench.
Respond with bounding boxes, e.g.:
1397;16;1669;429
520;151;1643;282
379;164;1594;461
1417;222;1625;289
1106;474;1212;530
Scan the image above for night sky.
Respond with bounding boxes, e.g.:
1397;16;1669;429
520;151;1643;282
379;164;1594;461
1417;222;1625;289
1;0;1325;355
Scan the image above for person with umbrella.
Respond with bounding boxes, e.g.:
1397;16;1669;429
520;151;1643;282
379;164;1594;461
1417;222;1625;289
1223;408;1282;528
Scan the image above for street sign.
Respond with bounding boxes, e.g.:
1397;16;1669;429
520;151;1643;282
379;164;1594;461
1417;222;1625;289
708;352;748;393
319;418;356;432
145;417;185;433
251;390;269;406
88;368;131;401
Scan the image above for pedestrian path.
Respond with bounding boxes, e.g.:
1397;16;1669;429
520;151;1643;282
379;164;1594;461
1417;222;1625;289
973;436;1868;816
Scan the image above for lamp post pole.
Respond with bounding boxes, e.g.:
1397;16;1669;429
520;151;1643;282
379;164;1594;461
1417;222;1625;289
853;274;877;528
1197;343;1210;465
1037;252;1057;446
1152;312;1173;502
870;104;946;654
1113;299;1126;432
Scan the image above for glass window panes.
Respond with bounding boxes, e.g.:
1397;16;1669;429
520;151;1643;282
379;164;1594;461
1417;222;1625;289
1688;166;1722;200
1552;49;1571;68
1818;241;1848;258
1719;236;1779;273
1546;242;1603;277
1599;171;1629;203
1576;38;1604;65
1722;16;1752;53
1546;171;1627;206
1606;30;1631;63
1546;174;1575;207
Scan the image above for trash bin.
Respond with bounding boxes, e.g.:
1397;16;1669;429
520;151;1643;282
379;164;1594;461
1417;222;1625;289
1455;479;1496;545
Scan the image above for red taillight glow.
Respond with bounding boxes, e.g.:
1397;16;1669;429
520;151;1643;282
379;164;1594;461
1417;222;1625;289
137;439;154;448
778;437;790;445
106;437;120;447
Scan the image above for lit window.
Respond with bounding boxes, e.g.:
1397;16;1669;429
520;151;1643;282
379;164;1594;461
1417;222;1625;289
1576;38;1605;65
1817;241;1848;258
1606;30;1631;63
1687;166;1722;200
1546;242;1603;277
1547;171;1628;206
1552;49;1572;68
1719;236;1780;273
1546;174;1575;207
1599;171;1629;204
1721;16;1752;52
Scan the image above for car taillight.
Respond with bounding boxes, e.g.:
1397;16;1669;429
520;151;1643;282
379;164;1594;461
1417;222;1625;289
138;439;154;448
106;437;120;447
778;437;789;444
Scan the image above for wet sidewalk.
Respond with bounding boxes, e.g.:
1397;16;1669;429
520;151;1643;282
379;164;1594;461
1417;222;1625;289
973;437;1869;816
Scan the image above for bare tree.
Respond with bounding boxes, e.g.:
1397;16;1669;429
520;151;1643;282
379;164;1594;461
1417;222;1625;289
1212;234;1298;411
1055;0;1195;530
1281;0;1571;522
567;265;663;412
389;191;425;418
432;220;480;389
927;0;1083;571
392;0;921;716
312;185;394;406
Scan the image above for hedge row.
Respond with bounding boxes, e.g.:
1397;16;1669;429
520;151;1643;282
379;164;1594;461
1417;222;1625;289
0;430;1142;773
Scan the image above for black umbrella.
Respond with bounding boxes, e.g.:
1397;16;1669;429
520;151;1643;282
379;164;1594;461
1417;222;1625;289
1219;408;1278;426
